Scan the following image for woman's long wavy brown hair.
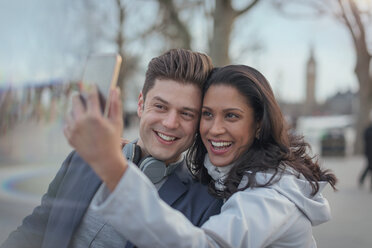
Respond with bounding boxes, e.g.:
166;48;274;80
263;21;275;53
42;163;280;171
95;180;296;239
187;65;337;199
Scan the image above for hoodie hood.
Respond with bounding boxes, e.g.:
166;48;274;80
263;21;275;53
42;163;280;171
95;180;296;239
250;170;331;226
205;152;332;226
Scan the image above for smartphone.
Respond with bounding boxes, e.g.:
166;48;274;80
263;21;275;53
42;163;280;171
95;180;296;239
80;53;122;117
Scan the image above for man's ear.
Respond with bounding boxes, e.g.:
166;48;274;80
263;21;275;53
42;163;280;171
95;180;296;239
137;91;144;118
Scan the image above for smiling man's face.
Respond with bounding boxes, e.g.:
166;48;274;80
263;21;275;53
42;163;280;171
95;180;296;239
136;78;201;165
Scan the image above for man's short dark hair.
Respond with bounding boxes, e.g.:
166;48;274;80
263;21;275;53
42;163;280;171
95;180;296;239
142;48;213;100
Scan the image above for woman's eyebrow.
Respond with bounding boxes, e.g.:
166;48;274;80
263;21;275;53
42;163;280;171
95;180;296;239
223;108;245;113
202;106;244;113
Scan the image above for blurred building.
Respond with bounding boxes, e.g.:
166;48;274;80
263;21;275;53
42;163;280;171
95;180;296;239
279;46;358;118
278;47;358;156
322;90;358;115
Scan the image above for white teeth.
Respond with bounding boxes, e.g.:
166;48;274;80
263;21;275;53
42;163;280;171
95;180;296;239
157;132;176;141
211;141;232;147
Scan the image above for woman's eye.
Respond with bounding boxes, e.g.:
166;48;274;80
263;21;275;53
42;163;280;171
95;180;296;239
226;113;239;119
202;111;212;118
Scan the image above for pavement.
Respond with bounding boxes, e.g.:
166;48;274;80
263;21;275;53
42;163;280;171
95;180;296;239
312;156;372;248
0;121;372;247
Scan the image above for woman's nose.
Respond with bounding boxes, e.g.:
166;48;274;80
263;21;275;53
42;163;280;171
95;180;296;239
209;117;225;135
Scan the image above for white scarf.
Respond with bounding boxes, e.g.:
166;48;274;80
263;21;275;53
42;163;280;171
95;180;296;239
204;155;235;191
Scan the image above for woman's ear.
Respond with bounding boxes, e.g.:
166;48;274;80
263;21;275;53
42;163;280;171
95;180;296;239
255;123;262;139
255;129;260;139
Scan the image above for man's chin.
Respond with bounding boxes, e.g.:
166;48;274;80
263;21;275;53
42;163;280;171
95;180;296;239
150;151;180;164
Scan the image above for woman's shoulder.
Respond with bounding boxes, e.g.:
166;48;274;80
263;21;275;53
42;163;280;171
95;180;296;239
223;184;297;215
231;168;331;226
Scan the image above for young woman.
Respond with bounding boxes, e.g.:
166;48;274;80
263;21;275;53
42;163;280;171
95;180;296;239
91;65;337;248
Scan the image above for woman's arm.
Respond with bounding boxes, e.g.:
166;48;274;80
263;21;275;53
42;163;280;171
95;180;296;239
91;161;214;248
91;161;303;248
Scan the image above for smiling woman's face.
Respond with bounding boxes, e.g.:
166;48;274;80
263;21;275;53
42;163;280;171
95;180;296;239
200;84;258;167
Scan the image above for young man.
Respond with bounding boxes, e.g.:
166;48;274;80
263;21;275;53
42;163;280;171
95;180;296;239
1;49;222;248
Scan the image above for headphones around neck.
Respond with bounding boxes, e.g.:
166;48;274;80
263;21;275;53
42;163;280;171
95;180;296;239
122;142;180;184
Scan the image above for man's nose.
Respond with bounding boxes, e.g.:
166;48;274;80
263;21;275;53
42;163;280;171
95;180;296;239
162;110;180;129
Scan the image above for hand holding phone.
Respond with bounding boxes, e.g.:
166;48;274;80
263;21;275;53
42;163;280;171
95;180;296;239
80;53;122;117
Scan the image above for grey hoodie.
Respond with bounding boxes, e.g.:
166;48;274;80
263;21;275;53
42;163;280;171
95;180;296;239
93;161;332;248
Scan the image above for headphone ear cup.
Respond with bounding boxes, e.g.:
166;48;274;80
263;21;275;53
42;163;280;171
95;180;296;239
139;157;167;184
132;144;142;164
122;143;142;164
123;142;169;184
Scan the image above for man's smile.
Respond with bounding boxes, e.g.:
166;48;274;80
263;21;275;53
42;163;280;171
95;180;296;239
154;130;179;143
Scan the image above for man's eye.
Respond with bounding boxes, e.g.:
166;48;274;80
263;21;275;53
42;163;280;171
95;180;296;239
182;112;194;118
155;104;165;110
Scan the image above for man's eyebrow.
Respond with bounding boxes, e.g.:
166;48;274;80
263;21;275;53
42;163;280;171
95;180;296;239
152;96;168;104
183;107;199;114
153;96;199;114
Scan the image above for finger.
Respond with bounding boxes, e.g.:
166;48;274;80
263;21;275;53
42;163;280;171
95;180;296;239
71;93;86;119
64;111;75;132
66;91;79;119
63;124;71;143
86;85;101;116
109;87;123;125
63;115;73;144
120;138;130;148
64;111;79;147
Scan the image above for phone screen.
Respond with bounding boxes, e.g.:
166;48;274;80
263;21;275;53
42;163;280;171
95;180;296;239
80;53;122;117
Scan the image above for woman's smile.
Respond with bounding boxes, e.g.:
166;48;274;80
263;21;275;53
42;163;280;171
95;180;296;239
208;139;233;154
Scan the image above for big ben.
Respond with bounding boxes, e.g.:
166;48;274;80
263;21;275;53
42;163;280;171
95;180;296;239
305;47;316;115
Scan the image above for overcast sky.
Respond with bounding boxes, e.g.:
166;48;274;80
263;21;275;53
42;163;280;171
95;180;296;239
0;0;358;103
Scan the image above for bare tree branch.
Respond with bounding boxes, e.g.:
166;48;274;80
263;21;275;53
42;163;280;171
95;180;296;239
349;0;367;44
235;0;260;17
272;0;326;19
338;0;359;48
156;0;191;49
177;0;204;10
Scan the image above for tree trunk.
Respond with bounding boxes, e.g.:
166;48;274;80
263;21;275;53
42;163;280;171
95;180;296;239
116;0;125;96
210;0;235;66
210;0;260;66
114;0;138;115
337;0;372;154
353;51;372;154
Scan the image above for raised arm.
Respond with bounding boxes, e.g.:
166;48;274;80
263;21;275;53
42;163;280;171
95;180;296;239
63;86;128;192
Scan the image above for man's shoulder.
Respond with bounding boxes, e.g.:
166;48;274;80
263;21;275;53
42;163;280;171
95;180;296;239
173;161;195;181
50;151;101;203
63;151;93;170
56;151;100;183
165;162;223;225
